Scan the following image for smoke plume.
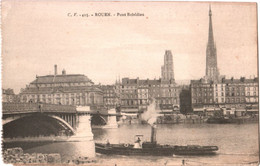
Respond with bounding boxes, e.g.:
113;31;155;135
141;99;159;126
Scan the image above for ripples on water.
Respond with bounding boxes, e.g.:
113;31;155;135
24;123;259;165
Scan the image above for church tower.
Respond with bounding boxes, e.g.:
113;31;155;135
205;5;219;82
161;50;174;82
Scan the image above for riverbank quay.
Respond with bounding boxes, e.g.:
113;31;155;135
3;147;61;164
3;147;96;164
118;113;258;124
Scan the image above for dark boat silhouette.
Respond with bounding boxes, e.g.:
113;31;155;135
95;126;218;156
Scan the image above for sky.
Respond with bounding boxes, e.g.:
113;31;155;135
2;1;258;93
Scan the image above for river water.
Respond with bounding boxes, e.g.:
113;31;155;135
23;123;259;165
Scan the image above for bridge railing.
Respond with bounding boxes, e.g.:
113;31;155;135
41;104;76;113
3;102;39;114
2;102;77;114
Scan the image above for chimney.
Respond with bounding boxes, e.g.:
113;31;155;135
150;126;157;143
62;69;66;75
54;64;57;75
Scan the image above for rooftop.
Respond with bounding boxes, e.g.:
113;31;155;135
31;74;93;84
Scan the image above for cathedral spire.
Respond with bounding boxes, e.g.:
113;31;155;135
208;4;214;46
205;5;219;83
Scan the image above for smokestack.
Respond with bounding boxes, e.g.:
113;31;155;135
54;64;57;75
62;69;66;75
150;126;157;143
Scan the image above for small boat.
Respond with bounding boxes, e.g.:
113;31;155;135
206;116;231;124
206;116;254;124
95;126;218;156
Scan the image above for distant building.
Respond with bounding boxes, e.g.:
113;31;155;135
20;65;104;106
2;88;15;102
191;77;258;116
120;78;139;113
101;85;120;109
161;50;175;82
137;86;149;111
190;79;215;113
120;77;180;113
119;50;179;113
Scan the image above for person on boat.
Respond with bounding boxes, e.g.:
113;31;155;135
134;137;142;148
137;137;141;143
106;139;110;145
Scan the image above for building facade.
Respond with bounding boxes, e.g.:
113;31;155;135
20;65;104;107
190;79;215;113
191;77;258;115
101;85;120;109
120;77;180;113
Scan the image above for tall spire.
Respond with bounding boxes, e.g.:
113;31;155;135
205;4;219;83
208;4;214;46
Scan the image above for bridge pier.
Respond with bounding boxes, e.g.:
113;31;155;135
69;114;93;141
103;109;118;128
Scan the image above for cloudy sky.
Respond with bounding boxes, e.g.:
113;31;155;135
2;1;257;93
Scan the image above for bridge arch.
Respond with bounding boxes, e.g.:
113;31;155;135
91;114;107;126
3;113;75;138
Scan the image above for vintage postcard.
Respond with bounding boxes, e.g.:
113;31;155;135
1;1;258;165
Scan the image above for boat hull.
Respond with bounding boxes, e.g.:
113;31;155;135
95;143;218;156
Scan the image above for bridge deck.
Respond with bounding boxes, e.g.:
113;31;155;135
2;102;121;116
2;103;77;114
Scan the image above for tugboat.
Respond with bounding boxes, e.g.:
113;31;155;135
95;126;218;156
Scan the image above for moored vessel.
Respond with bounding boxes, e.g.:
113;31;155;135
95;126;218;156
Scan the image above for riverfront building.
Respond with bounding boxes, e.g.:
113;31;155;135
191;77;258;115
20;65;104;106
190;7;258;116
101;85;120;109
118;50;180;113
120;77;180;113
